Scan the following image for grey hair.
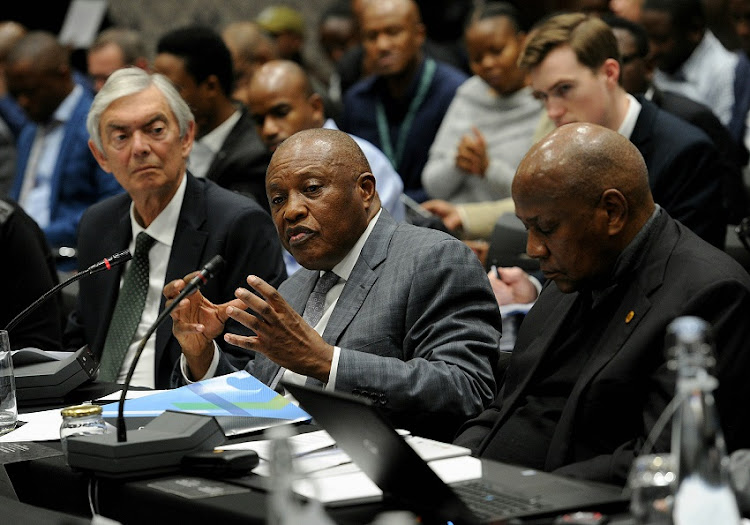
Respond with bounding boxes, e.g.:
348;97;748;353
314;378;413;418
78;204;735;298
87;67;194;153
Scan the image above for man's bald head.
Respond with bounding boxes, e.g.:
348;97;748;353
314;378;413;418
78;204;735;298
512;123;655;293
0;21;26;63
222;21;278;103
6;31;69;73
273;127;372;181
514;123;653;221
251;59;313;98
359;0;425;77
247;60;326;152
266;128;379;270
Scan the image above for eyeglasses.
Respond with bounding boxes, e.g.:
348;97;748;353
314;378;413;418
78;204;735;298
736;216;750;253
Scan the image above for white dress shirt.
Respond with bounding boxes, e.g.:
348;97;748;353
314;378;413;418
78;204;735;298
187;110;242;178
116;174;187;387
652;30;737;126
19;85;84;228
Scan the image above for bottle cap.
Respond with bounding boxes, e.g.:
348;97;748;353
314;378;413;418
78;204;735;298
60;404;103;418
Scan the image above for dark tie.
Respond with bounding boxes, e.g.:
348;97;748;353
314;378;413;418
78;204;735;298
99;232;156;382
302;271;340;328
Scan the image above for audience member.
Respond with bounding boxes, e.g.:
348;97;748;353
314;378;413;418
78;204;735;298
426;13;728;250
730;0;750;55
606;14;749;223
454;122;750;486
167;128;501;440
154;26;270;212
5;32;123;265
421;2;541;203
1;198;62;351
318;0;360;107
641;0;750;148
87;27;148;93
221;21;279;106
610;0;644;21
340;0;468;202
246;59;405;274
0;21;27;139
63;68;286;389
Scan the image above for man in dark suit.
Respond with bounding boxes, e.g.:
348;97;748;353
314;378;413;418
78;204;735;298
605;14;749;224
519;12;727;249
63;68;286;389
153;26;271;212
6;32;123;264
454;122;750;486
167;128;501;440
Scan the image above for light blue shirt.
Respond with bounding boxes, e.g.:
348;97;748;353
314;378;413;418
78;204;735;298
20;85;84;228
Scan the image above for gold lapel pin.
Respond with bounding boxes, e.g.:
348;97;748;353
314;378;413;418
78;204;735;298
625;310;635;324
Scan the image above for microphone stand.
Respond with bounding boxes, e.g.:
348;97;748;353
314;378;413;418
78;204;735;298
5;250;132;333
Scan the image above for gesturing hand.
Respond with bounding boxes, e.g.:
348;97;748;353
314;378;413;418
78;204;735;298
164;272;245;378
224;275;335;383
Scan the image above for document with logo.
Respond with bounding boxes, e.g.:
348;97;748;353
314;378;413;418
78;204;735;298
101;371;311;435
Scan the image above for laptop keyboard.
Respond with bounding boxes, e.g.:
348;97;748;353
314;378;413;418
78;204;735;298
453;480;550;520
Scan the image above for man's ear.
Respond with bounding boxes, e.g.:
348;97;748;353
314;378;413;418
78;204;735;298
601;58;621;88
181;120;196;158
600;188;628;236
88;139;111;173
308;93;326;127
357;171;377;205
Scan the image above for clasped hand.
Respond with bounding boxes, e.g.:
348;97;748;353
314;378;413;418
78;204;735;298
165;274;334;382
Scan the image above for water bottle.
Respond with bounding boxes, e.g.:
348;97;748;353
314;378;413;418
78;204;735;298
667;316;740;525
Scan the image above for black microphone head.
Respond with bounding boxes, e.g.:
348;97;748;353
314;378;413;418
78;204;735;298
203;255;225;278
108;250;133;267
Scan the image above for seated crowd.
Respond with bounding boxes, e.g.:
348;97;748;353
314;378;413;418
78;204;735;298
2;0;750;490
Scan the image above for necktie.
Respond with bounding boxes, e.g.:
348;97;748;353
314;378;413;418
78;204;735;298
99;232;156;382
302;271;340;328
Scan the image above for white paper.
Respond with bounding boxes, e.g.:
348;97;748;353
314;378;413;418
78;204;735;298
0;408;63;442
96;390;168;402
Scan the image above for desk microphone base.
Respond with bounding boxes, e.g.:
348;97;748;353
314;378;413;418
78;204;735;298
65;411;225;479
14;346;98;406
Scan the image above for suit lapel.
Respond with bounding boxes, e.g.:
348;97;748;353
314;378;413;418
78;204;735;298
544;212;675;470
154;174;208;375
93;206;132;353
321;211;395;345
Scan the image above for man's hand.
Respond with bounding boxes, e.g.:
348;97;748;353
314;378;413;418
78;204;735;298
456;127;489;176
223;275;335;383
421;199;463;231
488;266;538;306
164;272;245;379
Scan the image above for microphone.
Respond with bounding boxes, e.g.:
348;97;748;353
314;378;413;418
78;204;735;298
66;255;228;479
5;250;132;333
7;250;132;406
115;254;225;441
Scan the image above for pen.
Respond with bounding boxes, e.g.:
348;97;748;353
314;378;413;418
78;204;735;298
490;264;501;279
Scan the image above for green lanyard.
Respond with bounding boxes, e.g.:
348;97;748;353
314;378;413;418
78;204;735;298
375;57;437;171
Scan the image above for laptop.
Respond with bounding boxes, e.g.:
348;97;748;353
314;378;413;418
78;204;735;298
284;382;627;525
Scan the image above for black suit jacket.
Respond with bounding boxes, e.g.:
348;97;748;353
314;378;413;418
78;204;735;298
455;211;750;485
631;96;727;249
205;108;271;213
64;173;287;388
649;87;749;223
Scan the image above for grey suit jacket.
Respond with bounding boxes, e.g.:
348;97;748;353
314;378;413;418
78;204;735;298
212;210;502;440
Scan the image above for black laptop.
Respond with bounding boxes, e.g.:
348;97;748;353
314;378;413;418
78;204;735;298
284;382;627;525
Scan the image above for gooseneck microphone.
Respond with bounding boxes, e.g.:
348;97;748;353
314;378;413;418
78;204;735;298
4;250;132;333
115;254;226;441
65;255;228;479
8;250;132;406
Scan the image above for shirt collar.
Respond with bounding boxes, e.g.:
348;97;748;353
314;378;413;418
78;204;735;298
617;93;641;140
198;109;241;154
327;208;383;282
129;173;187;248
51;84;83;125
677;30;717;82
